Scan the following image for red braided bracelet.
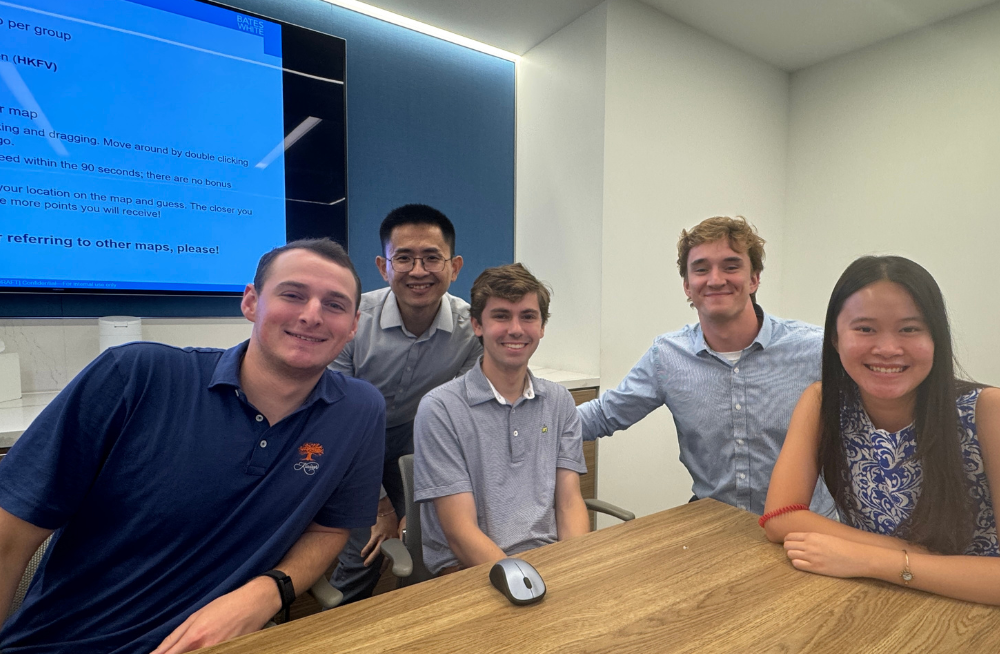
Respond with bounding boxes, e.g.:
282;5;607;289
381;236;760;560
758;503;809;528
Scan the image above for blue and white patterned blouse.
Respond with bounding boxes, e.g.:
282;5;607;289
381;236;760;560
839;387;998;556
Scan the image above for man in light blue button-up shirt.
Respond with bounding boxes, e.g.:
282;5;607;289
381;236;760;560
578;217;834;516
328;205;481;603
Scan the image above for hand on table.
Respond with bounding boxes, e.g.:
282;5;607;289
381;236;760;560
783;532;876;579
150;577;278;654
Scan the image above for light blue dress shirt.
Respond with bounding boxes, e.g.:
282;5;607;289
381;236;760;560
578;308;835;516
331;287;482;428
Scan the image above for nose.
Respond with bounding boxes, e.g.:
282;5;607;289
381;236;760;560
707;266;725;286
409;258;430;276
299;297;323;325
871;333;904;357
507;316;523;336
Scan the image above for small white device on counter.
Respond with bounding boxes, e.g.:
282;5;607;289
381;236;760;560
99;316;143;353
0;339;21;403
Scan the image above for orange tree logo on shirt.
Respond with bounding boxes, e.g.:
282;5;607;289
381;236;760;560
295;443;324;476
299;443;324;461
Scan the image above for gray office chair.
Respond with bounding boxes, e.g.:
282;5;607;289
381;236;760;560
5;535;52;622
308;533;412;610
397;454;635;586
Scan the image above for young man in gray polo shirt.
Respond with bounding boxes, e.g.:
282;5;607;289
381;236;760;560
413;264;589;574
328;204;481;602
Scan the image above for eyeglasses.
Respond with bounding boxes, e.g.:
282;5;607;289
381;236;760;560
388;255;451;273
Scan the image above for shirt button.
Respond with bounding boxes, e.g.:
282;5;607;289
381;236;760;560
234;389;240;397
256;414;264;422
260;440;267;448
739;473;746;480
737;439;745;445
513;430;518;436
733;367;739;374
735;404;741;411
739;504;747;510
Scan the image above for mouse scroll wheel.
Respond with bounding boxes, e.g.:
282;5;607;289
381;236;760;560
523;578;533;589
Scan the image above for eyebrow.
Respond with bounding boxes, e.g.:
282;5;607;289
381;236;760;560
391;247;444;255
690;256;744;267
274;281;352;302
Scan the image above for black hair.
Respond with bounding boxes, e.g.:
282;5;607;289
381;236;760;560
378;204;456;256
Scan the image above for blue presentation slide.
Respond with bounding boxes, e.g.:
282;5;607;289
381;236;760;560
0;0;286;292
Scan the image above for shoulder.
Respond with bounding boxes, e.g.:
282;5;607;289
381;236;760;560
444;293;476;334
420;374;470;410
105;341;224;373
536;377;574;406
767;314;824;343
327;370;384;408
357;287;390;315
975;386;1000;420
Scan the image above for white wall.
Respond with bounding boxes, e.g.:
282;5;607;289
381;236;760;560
516;2;607;377
598;0;790;520
783;2;1000;386
0;319;250;393
517;0;791;522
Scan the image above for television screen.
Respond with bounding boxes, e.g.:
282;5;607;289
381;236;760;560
0;0;346;312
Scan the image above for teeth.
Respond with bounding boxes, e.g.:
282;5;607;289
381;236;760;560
409;284;431;290
867;365;905;373
503;343;526;349
291;333;324;343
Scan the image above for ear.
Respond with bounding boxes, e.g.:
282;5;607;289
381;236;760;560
471;316;484;339
449;255;464;281
749;271;761;294
376;256;389;283
241;284;258;322
682;276;692;300
347;310;360;342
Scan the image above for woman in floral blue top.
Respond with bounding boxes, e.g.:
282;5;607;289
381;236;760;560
763;255;1000;605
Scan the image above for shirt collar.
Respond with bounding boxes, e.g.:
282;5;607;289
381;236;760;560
379;290;454;339
208;340;345;406
692;304;773;355
465;358;541;406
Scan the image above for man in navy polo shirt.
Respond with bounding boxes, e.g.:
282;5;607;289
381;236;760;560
0;239;385;654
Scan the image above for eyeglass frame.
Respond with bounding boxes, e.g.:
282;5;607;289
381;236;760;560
386;254;453;273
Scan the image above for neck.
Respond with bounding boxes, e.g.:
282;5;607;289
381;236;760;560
240;342;322;425
397;297;441;337
481;357;528;404
700;302;761;352
859;389;916;433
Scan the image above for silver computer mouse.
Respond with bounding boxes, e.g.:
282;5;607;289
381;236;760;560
489;557;546;605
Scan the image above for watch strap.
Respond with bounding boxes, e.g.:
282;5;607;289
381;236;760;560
262;569;295;623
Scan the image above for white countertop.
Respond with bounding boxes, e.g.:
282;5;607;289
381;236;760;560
0;392;58;448
0;369;599;448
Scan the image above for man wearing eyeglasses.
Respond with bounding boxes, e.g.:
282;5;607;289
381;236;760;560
328;204;482;603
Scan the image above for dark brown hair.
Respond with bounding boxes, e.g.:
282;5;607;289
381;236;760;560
253;238;362;310
470;263;551;327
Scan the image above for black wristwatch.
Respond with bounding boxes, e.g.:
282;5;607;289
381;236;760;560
261;569;295;623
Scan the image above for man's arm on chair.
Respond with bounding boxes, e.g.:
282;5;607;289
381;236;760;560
434;493;506;569
555;469;589;540
0;507;53;622
152;523;349;654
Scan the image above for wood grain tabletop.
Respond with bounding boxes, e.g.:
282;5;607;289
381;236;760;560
200;499;1000;653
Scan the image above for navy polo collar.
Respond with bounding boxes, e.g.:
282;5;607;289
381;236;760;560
208;340;345;406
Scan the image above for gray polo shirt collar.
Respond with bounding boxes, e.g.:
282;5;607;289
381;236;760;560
464;360;544;407
379;290;455;339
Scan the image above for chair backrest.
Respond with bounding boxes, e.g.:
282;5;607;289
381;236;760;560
6;535;51;621
398;454;434;585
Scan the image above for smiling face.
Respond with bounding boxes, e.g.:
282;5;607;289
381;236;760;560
376;223;463;317
242;249;359;378
835;280;935;407
683;239;760;324
472;293;545;378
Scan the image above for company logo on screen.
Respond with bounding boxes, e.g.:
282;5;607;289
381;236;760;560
236;14;265;36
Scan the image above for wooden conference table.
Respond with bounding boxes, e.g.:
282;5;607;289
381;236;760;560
202;499;1000;653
